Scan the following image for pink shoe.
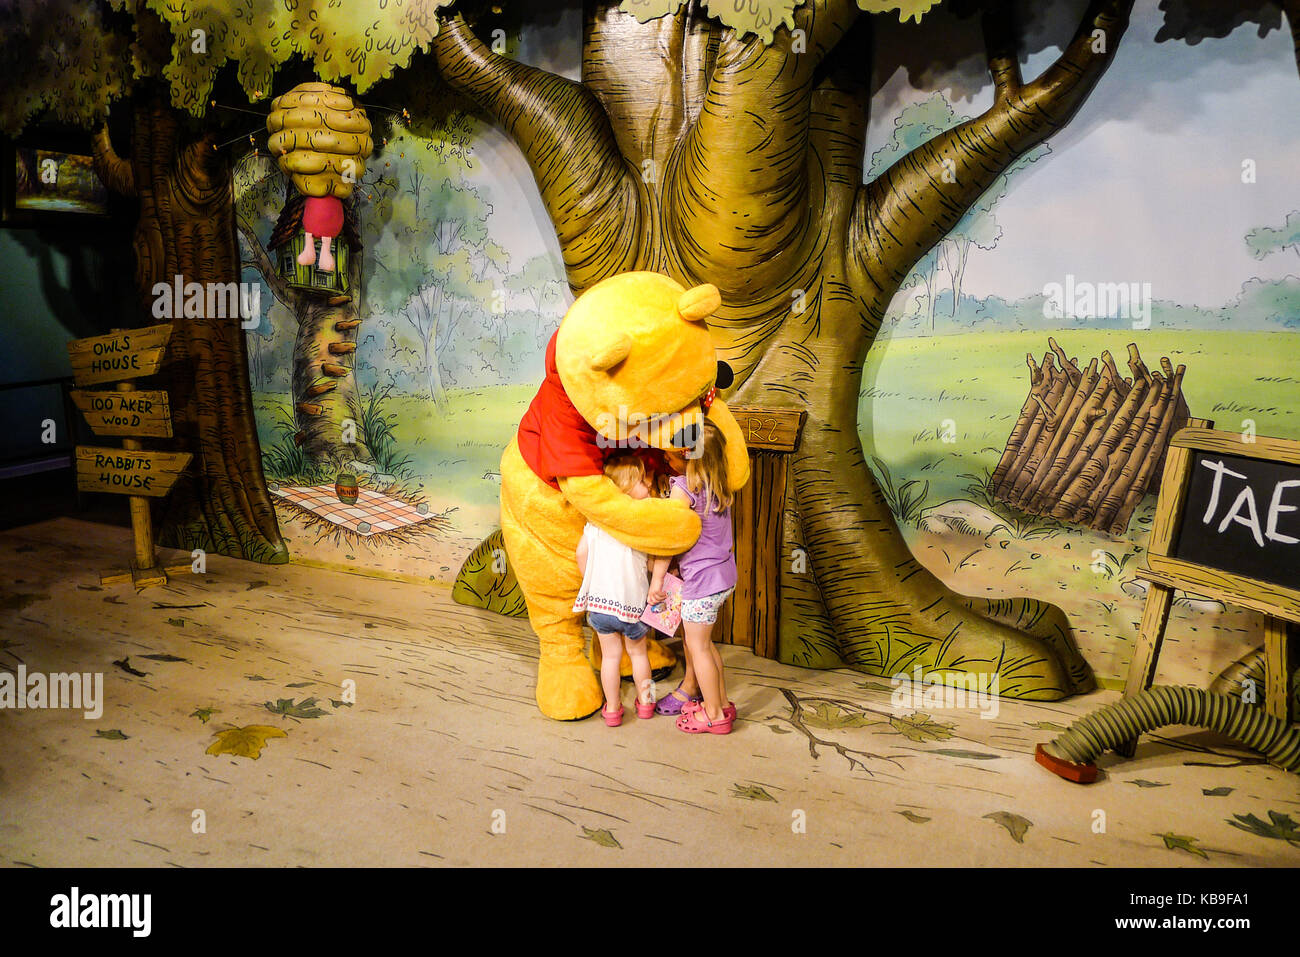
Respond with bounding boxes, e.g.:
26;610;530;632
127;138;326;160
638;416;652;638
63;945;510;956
683;700;737;721
602;705;624;727
636;699;655;719
676;708;733;735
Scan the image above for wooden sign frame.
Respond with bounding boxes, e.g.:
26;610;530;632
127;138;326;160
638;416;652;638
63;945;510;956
1120;419;1298;754
65;326;192;590
66;324;171;387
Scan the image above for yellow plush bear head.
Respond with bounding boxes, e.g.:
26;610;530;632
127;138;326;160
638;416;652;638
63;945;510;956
556;272;726;452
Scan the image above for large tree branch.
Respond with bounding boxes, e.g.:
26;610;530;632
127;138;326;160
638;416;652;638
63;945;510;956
236;214;294;309
433;13;647;290
91;124;135;198
849;0;1134;305
1283;0;1300;82
670;0;860;296
582;3;715;176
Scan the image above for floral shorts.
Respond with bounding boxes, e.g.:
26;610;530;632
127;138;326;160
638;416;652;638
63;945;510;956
681;587;734;625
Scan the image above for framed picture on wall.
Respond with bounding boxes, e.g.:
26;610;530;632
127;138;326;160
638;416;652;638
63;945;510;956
1;130;111;226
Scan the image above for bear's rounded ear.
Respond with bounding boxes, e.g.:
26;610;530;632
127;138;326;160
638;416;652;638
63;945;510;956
676;284;721;323
588;332;633;371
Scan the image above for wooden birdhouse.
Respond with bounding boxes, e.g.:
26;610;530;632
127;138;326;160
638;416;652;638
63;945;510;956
268;192;360;297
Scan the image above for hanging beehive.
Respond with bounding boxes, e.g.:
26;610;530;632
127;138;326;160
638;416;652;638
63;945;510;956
266;82;373;281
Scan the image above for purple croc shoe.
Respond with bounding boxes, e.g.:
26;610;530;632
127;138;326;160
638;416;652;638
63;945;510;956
654;684;702;716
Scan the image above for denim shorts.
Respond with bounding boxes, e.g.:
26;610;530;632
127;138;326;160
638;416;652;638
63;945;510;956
587;611;648;641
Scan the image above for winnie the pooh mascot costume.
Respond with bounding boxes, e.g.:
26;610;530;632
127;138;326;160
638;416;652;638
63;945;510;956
502;272;751;720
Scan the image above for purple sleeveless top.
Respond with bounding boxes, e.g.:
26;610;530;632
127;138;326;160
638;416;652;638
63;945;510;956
671;474;737;599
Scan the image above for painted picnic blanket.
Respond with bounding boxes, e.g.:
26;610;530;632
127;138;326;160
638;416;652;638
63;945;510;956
269;484;435;536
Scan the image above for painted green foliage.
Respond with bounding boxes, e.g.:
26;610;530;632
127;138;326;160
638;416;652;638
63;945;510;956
619;0;942;42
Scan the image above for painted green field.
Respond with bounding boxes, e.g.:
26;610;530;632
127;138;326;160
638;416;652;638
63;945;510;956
254;386;533;511
861;329;1300;510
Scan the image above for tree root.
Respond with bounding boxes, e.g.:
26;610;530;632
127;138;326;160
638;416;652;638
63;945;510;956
772;688;908;774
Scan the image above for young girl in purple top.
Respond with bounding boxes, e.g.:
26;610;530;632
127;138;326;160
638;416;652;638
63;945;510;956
649;417;738;734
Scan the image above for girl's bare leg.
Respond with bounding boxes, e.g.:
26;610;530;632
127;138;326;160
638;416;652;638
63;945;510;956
627;638;653;704
679;640;699;698
683;621;725;722
709;641;728;707
597;631;624;713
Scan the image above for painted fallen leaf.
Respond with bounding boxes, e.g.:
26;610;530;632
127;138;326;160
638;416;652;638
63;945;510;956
329;699;352;709
103;595;125;604
246;581;268;590
191;707;220;724
95;729;129;740
984;811;1032;844
579;827;621;849
286;681;314;688
265;697;328;719
766;723;790;734
165;617;185;627
1157;832;1208;859
77;585;102;591
1024;721;1068;732
245;674;269;681
1126;779;1169;789
1226;810;1300;844
931;748;1001;760
1202;787;1234;797
890;712;955;742
898;810;931;824
141;654;188;662
803;702;877;731
206;725;287;760
731;783;776;802
856;681;895;693
112;657;147;677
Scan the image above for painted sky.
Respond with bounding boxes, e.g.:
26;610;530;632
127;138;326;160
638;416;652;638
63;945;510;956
478;1;1300;311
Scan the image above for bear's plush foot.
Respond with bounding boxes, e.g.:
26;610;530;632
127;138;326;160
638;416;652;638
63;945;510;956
537;654;604;721
646;637;676;682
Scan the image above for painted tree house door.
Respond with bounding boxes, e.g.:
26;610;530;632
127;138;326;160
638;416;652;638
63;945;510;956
716;407;806;659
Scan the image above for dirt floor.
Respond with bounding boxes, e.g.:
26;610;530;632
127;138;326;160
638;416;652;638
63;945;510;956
1;517;1297;868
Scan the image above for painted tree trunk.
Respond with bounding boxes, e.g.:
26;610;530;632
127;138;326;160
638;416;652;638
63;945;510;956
436;0;1135;697
93;94;287;564
289;247;372;467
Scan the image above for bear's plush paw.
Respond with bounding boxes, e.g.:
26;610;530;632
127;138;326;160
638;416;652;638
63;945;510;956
537;655;604;721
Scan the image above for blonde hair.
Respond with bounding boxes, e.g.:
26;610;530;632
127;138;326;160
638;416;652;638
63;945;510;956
604;455;646;494
685;418;733;514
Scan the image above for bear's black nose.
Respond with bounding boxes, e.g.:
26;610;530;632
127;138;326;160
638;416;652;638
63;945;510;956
716;360;734;390
671;423;699;449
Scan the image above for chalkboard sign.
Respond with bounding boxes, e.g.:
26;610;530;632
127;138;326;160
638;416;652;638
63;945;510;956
1172;449;1300;593
1121;423;1299;733
1143;427;1300;622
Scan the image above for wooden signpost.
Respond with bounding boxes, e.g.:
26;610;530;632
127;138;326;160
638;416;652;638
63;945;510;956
1118;419;1299;755
66;325;193;590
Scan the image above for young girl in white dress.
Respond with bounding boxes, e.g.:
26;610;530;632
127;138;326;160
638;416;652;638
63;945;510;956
574;455;670;726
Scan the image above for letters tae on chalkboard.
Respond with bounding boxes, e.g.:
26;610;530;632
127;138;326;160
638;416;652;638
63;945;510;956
1172;449;1300;592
